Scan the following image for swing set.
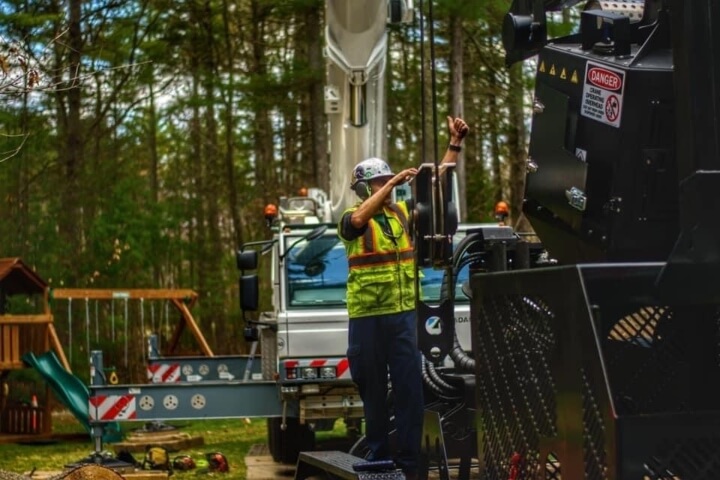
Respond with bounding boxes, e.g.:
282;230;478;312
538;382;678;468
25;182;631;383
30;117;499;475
50;288;213;365
0;257;213;443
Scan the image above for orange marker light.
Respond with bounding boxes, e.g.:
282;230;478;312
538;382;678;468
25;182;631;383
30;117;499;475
264;204;278;219
494;201;510;216
298;187;308;197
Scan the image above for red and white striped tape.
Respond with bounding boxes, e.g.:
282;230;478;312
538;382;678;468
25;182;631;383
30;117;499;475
147;363;181;383
284;358;351;379
89;394;137;421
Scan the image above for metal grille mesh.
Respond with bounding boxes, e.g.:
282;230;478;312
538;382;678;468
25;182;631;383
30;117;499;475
603;305;720;478
475;294;557;479
604;306;718;414
260;325;277;381
582;368;608;480
546;453;561;479
588;0;645;23
473;270;720;479
643;437;720;479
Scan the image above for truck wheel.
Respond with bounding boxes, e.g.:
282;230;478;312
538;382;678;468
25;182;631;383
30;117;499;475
267;417;315;464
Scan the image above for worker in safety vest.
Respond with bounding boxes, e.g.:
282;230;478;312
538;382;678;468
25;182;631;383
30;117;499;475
338;116;469;480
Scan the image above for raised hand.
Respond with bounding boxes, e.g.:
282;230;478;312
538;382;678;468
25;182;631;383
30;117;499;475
447;116;469;142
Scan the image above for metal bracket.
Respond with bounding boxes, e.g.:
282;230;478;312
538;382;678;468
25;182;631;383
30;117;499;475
566;186;587;211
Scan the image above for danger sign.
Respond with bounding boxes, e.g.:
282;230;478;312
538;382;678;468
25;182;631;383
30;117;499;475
581;62;625;128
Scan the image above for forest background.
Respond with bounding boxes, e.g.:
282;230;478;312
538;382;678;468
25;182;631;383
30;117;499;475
0;0;574;381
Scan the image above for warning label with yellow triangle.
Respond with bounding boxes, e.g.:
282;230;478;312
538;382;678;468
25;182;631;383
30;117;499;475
571;70;579;84
549;64;556;76
539;61;546;73
560;68;567;80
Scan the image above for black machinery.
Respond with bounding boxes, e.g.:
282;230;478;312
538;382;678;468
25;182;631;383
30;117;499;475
295;1;720;479
466;0;720;479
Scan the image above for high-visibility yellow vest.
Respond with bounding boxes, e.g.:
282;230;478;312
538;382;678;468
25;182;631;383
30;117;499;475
338;201;418;319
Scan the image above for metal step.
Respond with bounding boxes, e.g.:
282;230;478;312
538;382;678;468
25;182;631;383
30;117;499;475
294;451;406;480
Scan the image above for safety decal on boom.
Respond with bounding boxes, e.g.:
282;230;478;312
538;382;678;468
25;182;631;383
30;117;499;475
147;363;181;383
581;61;625;128
89;394;137;421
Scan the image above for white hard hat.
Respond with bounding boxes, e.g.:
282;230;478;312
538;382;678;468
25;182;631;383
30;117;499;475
350;158;394;189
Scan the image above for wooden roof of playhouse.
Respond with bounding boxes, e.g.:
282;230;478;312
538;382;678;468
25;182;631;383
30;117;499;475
0;258;48;297
0;258;68;374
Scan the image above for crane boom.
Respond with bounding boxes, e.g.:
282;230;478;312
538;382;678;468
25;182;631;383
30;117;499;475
324;0;412;221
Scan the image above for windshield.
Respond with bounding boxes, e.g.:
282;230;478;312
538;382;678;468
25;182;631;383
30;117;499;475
285;233;471;308
286;235;348;307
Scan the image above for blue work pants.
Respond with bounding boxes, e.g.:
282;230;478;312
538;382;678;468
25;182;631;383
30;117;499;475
347;310;424;474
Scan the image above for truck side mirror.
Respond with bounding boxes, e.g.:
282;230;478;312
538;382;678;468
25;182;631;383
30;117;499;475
239;274;259;311
236;250;258;271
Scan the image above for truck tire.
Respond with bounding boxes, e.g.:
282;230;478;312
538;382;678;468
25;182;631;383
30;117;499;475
267;417;315;464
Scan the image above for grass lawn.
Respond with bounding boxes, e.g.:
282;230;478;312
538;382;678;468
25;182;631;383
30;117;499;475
0;411;345;479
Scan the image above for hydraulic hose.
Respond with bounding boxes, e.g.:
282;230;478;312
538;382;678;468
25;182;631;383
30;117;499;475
442;233;484;373
417;232;482;406
424;354;459;393
447;257;479;373
449;333;475;372
420;232;484;398
447;272;476;371
421;356;462;401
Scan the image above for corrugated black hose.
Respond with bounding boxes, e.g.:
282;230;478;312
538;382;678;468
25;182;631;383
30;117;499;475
444;234;484;373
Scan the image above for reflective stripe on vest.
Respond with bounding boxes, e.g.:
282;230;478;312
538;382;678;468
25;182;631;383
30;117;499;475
356;203;412;256
348;249;414;268
347;202;414;270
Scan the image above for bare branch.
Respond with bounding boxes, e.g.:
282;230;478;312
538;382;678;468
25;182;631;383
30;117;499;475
0;132;30;163
0;29;149;96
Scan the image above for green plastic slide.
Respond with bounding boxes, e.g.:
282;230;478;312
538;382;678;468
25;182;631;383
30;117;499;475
22;351;122;442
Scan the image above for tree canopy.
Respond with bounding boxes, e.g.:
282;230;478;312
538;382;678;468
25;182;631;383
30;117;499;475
0;0;576;376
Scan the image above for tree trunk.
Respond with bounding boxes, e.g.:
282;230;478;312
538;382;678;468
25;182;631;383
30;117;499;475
58;0;85;283
251;0;276;205
196;0;224;351
305;1;327;192
448;12;466;221
488;69;503;204
222;0;244;249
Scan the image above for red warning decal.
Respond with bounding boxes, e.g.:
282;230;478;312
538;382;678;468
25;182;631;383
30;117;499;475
587;67;622;91
581;61;626;128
